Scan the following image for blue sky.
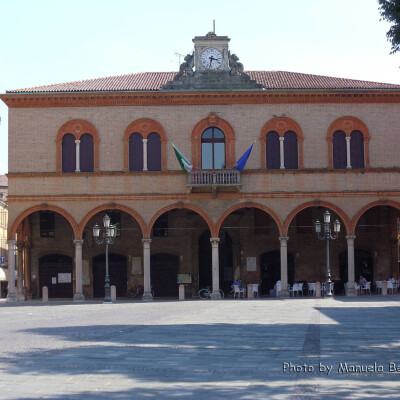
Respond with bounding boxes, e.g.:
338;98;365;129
0;0;399;175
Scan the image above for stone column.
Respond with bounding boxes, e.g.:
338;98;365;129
346;235;357;296
23;244;32;300
279;236;290;297
73;239;85;301
142;138;148;171
210;237;221;299
279;137;285;169
6;240;17;302
75;139;81;172
142;239;153;301
345;136;351;169
17;245;25;301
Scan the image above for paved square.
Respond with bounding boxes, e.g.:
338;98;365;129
1;296;400;399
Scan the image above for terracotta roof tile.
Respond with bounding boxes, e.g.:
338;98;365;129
6;71;400;93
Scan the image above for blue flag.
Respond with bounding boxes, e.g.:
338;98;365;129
233;143;254;171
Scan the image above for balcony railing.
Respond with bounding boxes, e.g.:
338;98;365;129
187;169;241;196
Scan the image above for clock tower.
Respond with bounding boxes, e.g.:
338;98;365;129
162;31;262;90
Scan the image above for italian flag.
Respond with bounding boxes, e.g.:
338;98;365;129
172;143;193;173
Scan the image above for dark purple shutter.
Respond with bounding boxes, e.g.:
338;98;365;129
129;133;143;171
62;134;76;172
80;134;94;172
350;130;364;169
284;131;298;169
266;131;280;169
333;131;346;169
147;133;161;171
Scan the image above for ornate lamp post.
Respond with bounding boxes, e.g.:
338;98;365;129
93;214;117;303
314;210;341;296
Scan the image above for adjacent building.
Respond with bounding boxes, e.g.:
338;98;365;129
0;175;8;296
1;31;400;301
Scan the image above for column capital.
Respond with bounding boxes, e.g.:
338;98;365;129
279;136;285;142
345;234;356;241
73;239;84;245
345;136;351;142
279;236;289;242
75;139;81;144
7;240;17;246
142;238;152;244
210;237;220;244
142;138;148;143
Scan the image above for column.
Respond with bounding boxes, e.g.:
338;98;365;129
17;245;25;301
279;236;290;297
142;238;153;301
346;235;357;296
210;237;221;299
279;137;285;169
345;136;351;169
73;239;85;301
6;240;17;302
75;139;81;172
23;244;32;300
142;139;148;171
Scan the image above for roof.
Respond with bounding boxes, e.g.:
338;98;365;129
6;71;400;93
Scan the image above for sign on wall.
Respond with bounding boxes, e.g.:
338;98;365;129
58;273;72;283
246;257;257;271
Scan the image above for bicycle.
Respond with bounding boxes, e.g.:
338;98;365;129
126;285;144;298
198;287;224;299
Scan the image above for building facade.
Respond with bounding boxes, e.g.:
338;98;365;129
0;175;8;296
1;32;400;301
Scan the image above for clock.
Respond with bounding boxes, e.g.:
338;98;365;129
200;48;223;69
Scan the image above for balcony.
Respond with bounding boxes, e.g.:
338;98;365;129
187;169;241;197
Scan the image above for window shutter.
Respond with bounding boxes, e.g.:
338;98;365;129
284;131;298;169
129;133;143;171
62;134;76;172
266;131;280;169
333;131;347;169
80;134;94;172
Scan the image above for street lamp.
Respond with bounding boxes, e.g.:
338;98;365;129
314;210;341;296
93;214;117;303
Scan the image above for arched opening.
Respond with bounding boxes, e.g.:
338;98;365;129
92;253;127;298
39;254;73;298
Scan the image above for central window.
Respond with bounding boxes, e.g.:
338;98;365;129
201;127;225;169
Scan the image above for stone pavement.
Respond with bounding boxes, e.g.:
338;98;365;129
1;296;400;399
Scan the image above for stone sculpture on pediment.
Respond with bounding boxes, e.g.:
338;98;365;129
179;52;194;76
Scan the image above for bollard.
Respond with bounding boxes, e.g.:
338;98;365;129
111;285;116;302
247;284;253;299
42;286;48;302
315;282;321;298
179;284;185;300
382;280;387;296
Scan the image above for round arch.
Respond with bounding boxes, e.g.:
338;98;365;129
215;202;284;237
351;200;400;233
260;117;304;169
146;202;214;238
282;201;351;236
78;203;146;239
9;204;79;240
327;116;370;169
191;113;236;169
56;119;100;173
123;118;167;171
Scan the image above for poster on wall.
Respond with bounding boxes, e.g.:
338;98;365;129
131;257;142;275
58;273;72;283
246;257;257;271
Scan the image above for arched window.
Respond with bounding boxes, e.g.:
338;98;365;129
350;130;365;169
56;120;99;173
266;131;280;169
201;127;226;169
123;119;166;172
80;134;94;172
283;131;298;169
328;117;370;169
333;131;347;169
129;133;143;171
147;132;161;171
62;134;76;172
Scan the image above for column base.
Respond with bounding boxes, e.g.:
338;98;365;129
278;290;291;298
346;288;358;297
73;293;85;302
18;293;25;301
142;292;153;301
211;291;222;300
6;293;18;303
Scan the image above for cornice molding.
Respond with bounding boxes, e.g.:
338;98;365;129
2;90;400;108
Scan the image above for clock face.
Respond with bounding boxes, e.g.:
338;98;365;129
200;48;223;69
